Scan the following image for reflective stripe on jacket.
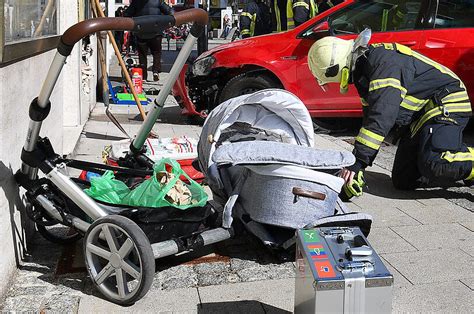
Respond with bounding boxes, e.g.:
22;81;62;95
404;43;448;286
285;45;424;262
352;43;472;168
240;2;259;38
287;0;317;29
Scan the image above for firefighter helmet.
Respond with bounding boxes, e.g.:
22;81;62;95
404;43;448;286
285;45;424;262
308;36;353;86
308;29;371;91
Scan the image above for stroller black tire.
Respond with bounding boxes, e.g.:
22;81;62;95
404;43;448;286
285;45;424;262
84;215;155;305
36;223;82;245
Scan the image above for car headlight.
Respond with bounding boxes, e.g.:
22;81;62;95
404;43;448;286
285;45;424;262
192;55;216;76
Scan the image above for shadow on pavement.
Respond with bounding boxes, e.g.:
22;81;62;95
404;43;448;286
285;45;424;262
157;105;204;126
198;301;290;314
364;170;474;203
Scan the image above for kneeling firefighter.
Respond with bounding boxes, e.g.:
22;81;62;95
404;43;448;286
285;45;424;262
308;30;473;199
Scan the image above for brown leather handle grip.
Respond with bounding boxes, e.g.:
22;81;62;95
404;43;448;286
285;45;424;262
174;8;208;26
61;9;207;47
292;187;326;201
62;17;135;46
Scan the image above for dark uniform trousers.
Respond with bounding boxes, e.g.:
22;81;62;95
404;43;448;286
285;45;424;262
351;43;473;190
392;116;472;190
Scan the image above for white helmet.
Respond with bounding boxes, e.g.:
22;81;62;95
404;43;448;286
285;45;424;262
308;36;353;86
308;29;371;92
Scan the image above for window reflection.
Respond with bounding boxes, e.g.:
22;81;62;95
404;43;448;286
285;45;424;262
4;0;58;43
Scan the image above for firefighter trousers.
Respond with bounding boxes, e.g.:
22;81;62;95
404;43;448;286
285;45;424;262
392;116;473;190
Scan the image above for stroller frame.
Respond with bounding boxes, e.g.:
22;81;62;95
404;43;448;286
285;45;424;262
15;10;234;305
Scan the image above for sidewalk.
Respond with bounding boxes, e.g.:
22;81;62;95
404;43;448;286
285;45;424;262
1;54;473;313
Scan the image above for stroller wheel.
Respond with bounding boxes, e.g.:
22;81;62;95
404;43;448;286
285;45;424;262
36;223;82;244
84;215;155;305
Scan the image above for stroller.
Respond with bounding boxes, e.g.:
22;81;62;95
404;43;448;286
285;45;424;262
13;8;371;306
14;9;232;305
198;89;372;249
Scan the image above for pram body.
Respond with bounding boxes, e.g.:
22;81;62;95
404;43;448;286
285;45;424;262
198;89;372;247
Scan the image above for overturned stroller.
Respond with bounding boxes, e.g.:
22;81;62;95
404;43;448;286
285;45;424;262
198;89;372;249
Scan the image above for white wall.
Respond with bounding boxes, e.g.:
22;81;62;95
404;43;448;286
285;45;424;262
0;49;64;301
0;1;95;301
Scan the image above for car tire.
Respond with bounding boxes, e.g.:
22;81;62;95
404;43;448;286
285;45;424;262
219;72;281;105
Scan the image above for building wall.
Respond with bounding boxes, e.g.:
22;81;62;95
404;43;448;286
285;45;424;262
0;1;93;301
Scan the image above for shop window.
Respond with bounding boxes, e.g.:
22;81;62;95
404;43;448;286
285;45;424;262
1;0;59;64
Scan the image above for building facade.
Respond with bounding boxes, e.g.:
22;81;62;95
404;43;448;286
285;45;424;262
0;0;97;300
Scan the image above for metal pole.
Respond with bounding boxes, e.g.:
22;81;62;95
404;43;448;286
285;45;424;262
131;34;198;151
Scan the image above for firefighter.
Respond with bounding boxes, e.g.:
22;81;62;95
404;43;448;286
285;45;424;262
317;0;343;14
307;30;473;199
289;0;318;28
271;0;317;32
240;0;272;38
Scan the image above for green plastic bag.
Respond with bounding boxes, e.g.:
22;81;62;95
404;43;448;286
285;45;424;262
122;158;208;210
84;170;130;204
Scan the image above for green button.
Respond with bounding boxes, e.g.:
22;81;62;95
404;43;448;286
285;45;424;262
303;230;320;243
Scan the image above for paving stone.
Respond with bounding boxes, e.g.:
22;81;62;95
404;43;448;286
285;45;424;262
383;249;474;284
349;200;420;228
1;296;43;312
393;280;473;313
460;278;474;290
198;279;294;312
199;300;266;314
380;256;413;288
367;227;417;254
460;220;474;232
155;265;198;290
230;259;262;272
198;272;235;286
351;187;422;212
194;261;229;274
391;223;474;251
12;285;49;296
78;287;200;313
236;262;294;282
40;294;80;313
395;201;474;225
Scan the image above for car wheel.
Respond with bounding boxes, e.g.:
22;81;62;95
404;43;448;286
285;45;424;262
219;72;281;105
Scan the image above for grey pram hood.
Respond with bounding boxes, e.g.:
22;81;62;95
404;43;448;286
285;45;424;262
198;89;371;237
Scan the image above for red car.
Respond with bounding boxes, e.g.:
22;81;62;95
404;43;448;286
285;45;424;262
173;0;474;120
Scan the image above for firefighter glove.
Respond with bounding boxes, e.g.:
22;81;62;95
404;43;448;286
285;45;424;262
340;170;365;201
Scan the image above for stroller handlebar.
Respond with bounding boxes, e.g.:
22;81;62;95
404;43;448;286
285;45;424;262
174;8;208;27
60;8;208;55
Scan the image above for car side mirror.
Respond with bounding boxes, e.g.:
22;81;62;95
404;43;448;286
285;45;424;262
301;21;330;40
313;21;330;33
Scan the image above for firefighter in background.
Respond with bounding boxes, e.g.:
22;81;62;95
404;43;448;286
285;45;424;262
307;30;473;199
317;0;343;14
240;0;272;38
290;0;318;28
271;0;317;32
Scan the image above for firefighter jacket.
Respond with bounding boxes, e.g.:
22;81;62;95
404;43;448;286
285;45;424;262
240;0;271;38
317;0;343;14
289;0;318;28
350;43;472;173
272;0;317;32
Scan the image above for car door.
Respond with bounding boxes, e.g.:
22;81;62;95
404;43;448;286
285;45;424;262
416;0;474;106
295;0;429;117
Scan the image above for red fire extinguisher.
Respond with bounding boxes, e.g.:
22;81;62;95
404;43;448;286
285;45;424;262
131;67;143;94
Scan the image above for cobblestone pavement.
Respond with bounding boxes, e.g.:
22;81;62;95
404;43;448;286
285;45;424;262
1;52;473;313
